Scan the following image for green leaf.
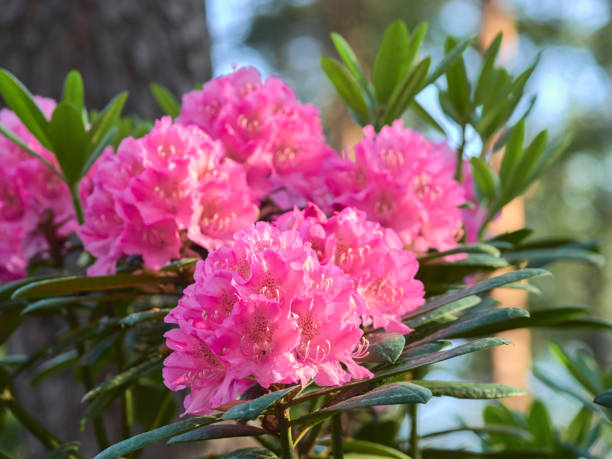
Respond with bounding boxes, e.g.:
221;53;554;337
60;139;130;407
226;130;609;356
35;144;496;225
222;387;297;421
404;268;550;319
80;333;120;366
330;32;371;98
418;243;501;262
0;68;52;149
404;295;482;329
470;157;498;202
373;20;411;104
565;407;593;445
48;101;88;185
380;57;430;125
30;350;78;386
321;56;369;124
444;37;471;118
219;448;277;459
511;130;548;195
119;308;172;327
167;424;267;445
549;343;603;394
327;439;412;459
503;247;604;268
161;258;198;272
411;380;527;399
440;307;530;339
80;126;116;177
322;383;431;412
44;441;81;459
443;253;508;269
87;91;128;154
411;100;446;135
62;70;85;123
424;35;474;87
92;416;218;459
359;333;405;364
527;400;553;448
594;389;612;408
499;119;525;188
12;274;175;299
21;296;90;315
474;33;503;106
421;425;532;441
0;311;22;345
150;83;180;118
83;355;163;402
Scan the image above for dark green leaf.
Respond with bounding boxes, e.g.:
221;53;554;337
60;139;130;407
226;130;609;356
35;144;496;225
444;37;471;118
321;56;369;124
83;355;163;402
411;380;527;399
0;68;52;149
21;296;91;315
326;439;411;459
322;383;431;411
150;83;180;118
219;448;277;459
80;126;116;177
381;56;430;125
48;101;88;185
418;243;501;262
504;247;604;268
443;253;508;269
222;387;297;421
167;424;267;445
594;389;612;408
161;258;198;272
411;100;446;135
499;119;525;188
119;308;172;327
565;407;593;445
511;130;548;196
12;274;175;299
474;33;503;106
31;350;78;386
359;333;405;364
404;295;482;329
80;333;120;366
373;20;411;103
549;343;603;394
44;441;80;459
93;416;218;459
424;35;474;86
421;424;532;441
87;91;128;154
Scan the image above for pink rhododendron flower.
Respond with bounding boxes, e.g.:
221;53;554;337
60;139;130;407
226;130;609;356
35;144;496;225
163;221;372;415
276;204;425;333
79;117;258;274
0;96;82;282
328;121;466;253
178;67;337;208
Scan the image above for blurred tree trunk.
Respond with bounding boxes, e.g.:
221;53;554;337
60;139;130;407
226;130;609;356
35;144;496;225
0;0;211;116
3;2;211;457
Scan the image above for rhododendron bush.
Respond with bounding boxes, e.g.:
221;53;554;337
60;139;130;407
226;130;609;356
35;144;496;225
0;21;609;459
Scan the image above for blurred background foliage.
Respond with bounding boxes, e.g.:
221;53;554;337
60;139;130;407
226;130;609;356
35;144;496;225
1;0;611;456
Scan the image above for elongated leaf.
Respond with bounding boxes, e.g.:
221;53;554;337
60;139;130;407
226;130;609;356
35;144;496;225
12;274;174;299
594;389;612;408
93;416;218;459
80;333;120;365
499;119;525;186
549;343;603;394
411;100;446;135
442;253;508;268
527;400;553;448
21;297;90;315
551;317;612;330
321;56;369;124
404;268;550;319
62;70;85;116
119;308;172;326
80;126;115;177
83;355;163;402
418;243;501;262
31;350;78;386
470;157;498;202
167;424;267;445
424;36;474;86
359;333;405;364
511;130;548;196
0;69;52;149
381;57;430;125
503;247;604;268
161;258;198;272
421;424;532;441
219;448;277;459
324;439;412;459
400;341;451;359
222;387;297;421
444;37;471;118
474;33;503;105
87;91;128;154
48;101;88;185
404;295;481;329
373;20;411;103
323;383;431;411
411;380;526;399
150;83;180;118
331;32;371;98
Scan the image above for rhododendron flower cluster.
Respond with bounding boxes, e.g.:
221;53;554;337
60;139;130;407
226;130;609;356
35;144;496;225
163;222;373;414
0;97;77;282
79;117;258;275
177;67;337;209
328;120;467;253
275;204;425;333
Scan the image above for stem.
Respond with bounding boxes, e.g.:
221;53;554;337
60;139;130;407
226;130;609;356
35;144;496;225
65;310;108;450
331;414;344;459
410;404;421;459
279;408;297;459
454;124;467;182
0;387;62;451
115;337;133;442
69;182;84;225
